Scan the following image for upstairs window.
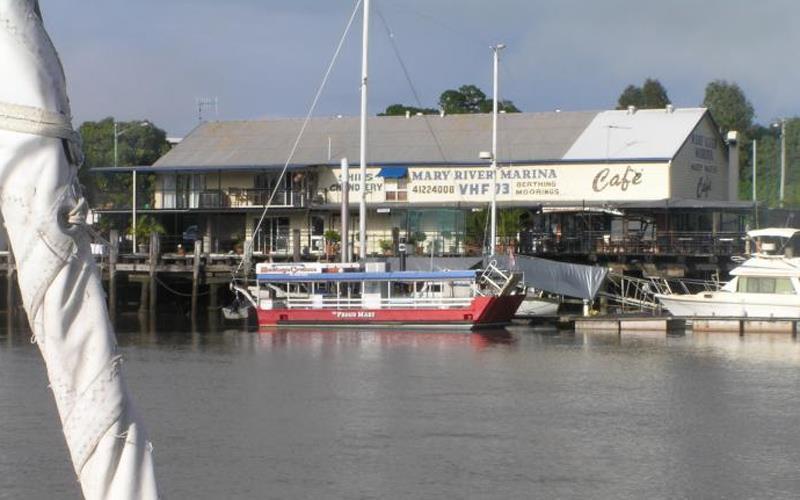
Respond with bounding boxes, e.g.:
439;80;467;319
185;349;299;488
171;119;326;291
385;178;408;201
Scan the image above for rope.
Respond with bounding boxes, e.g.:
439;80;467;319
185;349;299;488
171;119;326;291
154;275;209;298
374;3;448;162
232;0;363;285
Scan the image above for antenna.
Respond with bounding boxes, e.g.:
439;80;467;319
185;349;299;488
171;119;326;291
196;97;219;123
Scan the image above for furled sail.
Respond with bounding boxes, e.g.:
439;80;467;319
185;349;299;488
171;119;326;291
0;1;158;498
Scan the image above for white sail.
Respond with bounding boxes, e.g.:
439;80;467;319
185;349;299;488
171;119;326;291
0;1;158;498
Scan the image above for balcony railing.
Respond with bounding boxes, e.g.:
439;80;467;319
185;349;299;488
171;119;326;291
518;230;745;257
91;188;308;211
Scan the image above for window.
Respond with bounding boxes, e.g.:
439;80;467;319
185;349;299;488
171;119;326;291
385;178;408;201
737;277;796;295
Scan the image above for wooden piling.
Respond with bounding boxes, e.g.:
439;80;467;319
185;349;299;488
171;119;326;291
191;241;202;318
208;283;218;311
139;277;149;313
108;230;118;319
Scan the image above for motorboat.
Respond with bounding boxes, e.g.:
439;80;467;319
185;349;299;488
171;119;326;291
656;228;800;318
514;289;560;317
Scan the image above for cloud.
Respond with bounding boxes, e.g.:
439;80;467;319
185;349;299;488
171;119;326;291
38;0;800;136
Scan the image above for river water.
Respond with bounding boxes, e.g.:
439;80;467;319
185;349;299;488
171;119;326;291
2;316;800;499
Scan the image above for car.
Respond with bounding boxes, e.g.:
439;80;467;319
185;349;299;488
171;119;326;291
182;225;200;246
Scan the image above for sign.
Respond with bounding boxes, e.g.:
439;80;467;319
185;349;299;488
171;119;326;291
321;163;671;204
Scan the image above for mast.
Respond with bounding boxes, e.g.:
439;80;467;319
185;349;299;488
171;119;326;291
359;0;370;260
341;158;350;263
490;43;505;256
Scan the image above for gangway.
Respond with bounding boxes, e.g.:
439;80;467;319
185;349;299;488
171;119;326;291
599;273;722;313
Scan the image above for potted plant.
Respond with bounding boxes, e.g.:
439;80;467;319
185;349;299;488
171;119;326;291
379;239;393;256
412;231;427;255
128;216;165;254
323;229;341;260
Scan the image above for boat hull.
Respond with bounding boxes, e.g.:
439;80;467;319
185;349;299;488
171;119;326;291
257;294;525;329
515;296;560;317
656;292;800;318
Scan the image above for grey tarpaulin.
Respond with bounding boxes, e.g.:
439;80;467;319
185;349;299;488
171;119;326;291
496;255;608;300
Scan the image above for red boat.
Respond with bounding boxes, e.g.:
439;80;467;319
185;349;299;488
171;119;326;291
249;262;525;329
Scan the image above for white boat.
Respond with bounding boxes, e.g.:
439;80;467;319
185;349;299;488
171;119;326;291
656;228;800;318
515;290;560;317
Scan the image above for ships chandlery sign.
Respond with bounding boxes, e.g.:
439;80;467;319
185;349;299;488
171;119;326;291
0;1;158;498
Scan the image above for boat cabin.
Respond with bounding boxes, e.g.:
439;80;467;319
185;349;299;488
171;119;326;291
253;262;480;312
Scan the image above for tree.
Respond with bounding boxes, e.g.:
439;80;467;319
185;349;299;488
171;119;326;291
79;117;170;220
379;104;438;116
616;85;643;109
381;84;520;117
616;78;670;109
439;84;520;114
702;80;755;135
641;78;671;108
79;117;170;170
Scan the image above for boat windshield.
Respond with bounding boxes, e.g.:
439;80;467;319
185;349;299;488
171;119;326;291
736;276;796;294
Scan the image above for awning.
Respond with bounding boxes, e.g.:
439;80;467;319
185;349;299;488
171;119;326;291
378;166;408;178
257;270;475;283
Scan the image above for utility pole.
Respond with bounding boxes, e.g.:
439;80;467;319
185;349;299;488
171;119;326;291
780;119;787;207
752;139;757;202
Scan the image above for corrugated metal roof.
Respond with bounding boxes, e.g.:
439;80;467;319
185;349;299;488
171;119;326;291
153;111;598;168
563;108;707;161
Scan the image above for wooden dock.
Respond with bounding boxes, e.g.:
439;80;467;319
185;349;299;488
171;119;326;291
568;315;800;336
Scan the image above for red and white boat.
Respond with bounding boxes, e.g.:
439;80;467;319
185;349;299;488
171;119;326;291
248;261;525;329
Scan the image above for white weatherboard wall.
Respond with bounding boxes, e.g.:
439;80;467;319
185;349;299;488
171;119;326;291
670;115;728;201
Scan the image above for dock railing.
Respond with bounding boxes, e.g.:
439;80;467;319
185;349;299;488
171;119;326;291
519;230;745;257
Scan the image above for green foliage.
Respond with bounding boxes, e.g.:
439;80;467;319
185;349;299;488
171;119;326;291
80;117;170;169
379;104;438;116
738;118;800;208
128;215;165;245
79;117;170;206
702;80;755;135
616;78;670;109
439;84;520;114
616;85;642;109
378;239;393;253
466;209;487;246
641;79;671;108
323;229;341;243
380;84;520;117
498;208;525;243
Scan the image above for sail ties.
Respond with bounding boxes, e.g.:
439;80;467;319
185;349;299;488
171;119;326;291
0;100;83;166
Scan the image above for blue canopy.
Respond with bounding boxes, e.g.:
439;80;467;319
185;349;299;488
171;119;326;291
257;270;475;283
378;166;408;178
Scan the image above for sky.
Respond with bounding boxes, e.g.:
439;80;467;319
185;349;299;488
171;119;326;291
41;0;800;138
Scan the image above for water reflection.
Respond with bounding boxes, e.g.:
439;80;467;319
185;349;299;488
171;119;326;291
691;331;800;364
7;314;800;498
256;327;516;353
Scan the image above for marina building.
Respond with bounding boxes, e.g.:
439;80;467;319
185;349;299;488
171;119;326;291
90;107;752;268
